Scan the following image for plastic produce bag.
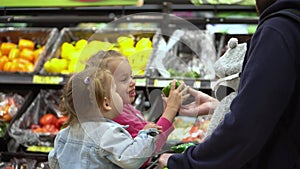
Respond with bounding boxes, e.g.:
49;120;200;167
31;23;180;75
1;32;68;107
0;92;25;123
8;90;63;152
151;29;216;79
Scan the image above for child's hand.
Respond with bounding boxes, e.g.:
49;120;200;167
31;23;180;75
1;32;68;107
161;86;190;110
162;80;188;122
143;122;162;133
166;80;187;113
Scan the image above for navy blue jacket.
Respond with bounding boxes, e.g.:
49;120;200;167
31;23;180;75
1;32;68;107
168;0;300;168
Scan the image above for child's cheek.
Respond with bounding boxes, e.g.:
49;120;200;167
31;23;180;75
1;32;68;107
113;95;123;114
121;94;131;104
116;85;130;104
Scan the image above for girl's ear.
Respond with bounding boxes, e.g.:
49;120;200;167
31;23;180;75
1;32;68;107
103;97;112;111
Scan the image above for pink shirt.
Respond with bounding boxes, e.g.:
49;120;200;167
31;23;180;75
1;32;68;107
113;104;174;152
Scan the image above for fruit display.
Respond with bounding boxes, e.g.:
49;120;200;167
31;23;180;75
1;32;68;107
0;28;58;73
168;116;210;144
0;40;44;72
30;113;67;135
8;90;64;150
180;117;210;143
0;92;25;123
167;68;200;78
0;90;33;152
43;28;159;76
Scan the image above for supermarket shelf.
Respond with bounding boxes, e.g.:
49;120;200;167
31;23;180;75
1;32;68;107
0;72;66;90
0;73;213;90
0;15;258;25
0;4;256;16
0;4;257;25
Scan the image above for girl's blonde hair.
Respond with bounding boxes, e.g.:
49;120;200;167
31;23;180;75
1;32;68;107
60;68;113;126
91;50;127;73
59;50;125;126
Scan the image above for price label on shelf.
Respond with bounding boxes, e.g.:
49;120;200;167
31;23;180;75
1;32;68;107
33;75;64;84
193;81;201;88
154;79;172;87
135;78;146;87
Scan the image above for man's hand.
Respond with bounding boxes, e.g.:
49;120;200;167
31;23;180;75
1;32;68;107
158;153;173;169
179;87;219;116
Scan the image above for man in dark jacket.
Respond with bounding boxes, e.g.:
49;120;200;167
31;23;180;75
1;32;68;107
158;0;300;168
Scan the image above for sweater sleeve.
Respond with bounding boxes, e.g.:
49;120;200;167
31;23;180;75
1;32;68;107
101;124;158;169
168;24;296;168
154;117;174;153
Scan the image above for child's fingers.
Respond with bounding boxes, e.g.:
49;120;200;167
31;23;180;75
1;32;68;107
176;82;185;92
156;125;163;133
169;79;177;92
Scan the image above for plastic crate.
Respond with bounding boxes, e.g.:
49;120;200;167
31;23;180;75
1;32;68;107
0;89;37;152
42;27;161;77
0;27;59;73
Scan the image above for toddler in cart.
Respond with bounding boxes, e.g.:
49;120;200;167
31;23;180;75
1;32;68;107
87;50;187;167
48;53;182;169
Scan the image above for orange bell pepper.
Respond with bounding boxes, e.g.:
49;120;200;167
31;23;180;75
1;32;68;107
13;58;34;72
20;48;34;62
3;61;12;72
0;56;9;71
8;48;20;60
18;39;35;51
1;42;17;56
33;46;45;63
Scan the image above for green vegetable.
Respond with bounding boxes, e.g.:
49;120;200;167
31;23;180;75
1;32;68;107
0;122;9;137
171;142;196;153
168;68;182;77
183;71;200;78
162;81;181;97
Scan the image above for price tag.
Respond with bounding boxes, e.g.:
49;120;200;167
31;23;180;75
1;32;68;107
135;78;146;86
193;81;201;88
33;75;64;84
154;79;172;87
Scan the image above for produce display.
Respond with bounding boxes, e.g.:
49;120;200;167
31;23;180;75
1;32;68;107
167;68;200;78
118;36;153;76
0;39;44;72
43;39;89;74
43;28;158;76
8;90;64;151
0;28;58;73
168;116;210;144
30;113;67;135
0;92;25;123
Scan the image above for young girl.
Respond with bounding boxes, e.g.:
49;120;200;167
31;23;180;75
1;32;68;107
93;50;187;154
48;65;180;169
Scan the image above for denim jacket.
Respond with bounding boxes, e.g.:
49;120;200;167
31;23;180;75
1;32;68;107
48;119;158;169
